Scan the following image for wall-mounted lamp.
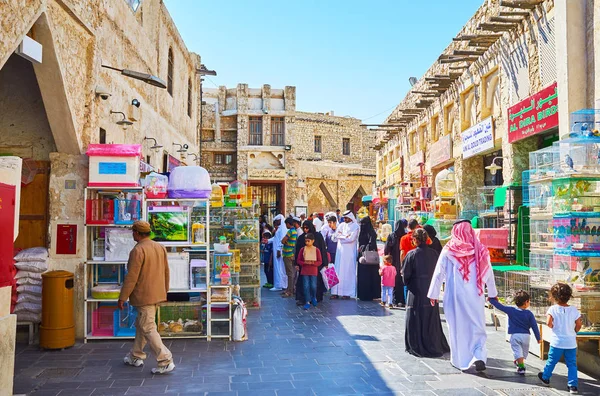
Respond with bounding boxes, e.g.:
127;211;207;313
187;153;199;164
131;99;140;108
143;137;162;151
102;64;166;89
284;145;292;151
110;111;133;127
485;157;503;175
173;143;189;153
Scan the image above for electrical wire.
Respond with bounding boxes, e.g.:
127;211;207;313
361;104;398;121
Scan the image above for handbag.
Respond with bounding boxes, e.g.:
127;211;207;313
359;245;380;265
320;264;339;290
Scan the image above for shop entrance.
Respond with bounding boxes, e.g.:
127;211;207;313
0;54;55;249
347;186;367;213
249;181;284;222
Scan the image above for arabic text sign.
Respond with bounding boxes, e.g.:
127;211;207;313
508;82;558;143
386;159;400;176
430;134;452;167
462;117;494;159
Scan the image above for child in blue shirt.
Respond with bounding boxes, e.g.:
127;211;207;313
261;231;274;289
537;283;582;394
489;290;541;375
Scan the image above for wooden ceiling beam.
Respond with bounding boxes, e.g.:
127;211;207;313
500;0;542;10
449;65;468;70
453;33;503;41
453;50;486;56
499;11;530;17
478;23;519;32
439;57;477;64
490;16;525;24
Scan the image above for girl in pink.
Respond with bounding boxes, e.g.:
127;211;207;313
379;255;397;308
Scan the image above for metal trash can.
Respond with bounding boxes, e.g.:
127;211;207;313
40;270;75;349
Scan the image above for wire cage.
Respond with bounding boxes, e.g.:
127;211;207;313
157;302;205;337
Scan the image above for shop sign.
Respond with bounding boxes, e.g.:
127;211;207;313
430;134;452;167
409;150;423;174
474;228;509;249
386;159;400;176
462;117;494;159
248;168;286;179
508;82;558;143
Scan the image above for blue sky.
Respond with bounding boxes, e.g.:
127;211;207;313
164;0;483;124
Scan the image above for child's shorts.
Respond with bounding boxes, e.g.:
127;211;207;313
510;333;531;360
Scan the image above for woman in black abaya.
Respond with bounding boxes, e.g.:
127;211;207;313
403;228;450;357
357;216;381;301
384;219;407;307
295;219;328;304
423;224;443;254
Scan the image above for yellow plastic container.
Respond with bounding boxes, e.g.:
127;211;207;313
40;270;75;349
210;183;224;207
229;249;241;273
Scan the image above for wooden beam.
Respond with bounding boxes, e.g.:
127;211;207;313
453;50;486;56
411;90;439;94
499;10;530;17
490;16;525;24
500;0;542;10
478;23;519;32
449;65;468;70
439;57;477;64
453;33;503;41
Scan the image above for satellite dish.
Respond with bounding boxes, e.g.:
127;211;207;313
409;77;418;86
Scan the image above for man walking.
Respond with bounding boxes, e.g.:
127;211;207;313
119;220;174;374
281;217;298;297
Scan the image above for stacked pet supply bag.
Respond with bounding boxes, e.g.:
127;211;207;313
232;285;248;342
13;247;48;323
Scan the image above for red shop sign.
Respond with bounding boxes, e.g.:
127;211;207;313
508;82;558;143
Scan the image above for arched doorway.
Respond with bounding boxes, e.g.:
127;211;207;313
346;186;367;213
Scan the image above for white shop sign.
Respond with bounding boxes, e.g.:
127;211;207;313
461;117;495;159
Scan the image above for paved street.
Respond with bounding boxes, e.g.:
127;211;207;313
13;287;600;396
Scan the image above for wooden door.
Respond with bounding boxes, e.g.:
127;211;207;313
14;161;50;249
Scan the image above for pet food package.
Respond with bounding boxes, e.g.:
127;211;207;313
105;228;136;262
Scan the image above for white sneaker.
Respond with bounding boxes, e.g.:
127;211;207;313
269;287;282;291
151;362;175;374
123;354;144;367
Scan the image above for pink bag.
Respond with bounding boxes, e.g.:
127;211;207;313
320;264;339;290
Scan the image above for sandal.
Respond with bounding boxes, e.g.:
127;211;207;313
341;296;351;300
281;292;292;298
330;295;339;300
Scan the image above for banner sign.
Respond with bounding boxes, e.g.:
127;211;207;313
430;134;452;167
409;151;423;174
508;82;558;143
167;154;181;172
462;117;494;159
386;159;400;176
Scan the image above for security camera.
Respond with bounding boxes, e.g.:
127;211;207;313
131;99;140;108
95;85;111;100
183;144;189;150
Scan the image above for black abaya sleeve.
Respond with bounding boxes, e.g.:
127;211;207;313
383;235;395;255
315;234;328;267
402;252;414;287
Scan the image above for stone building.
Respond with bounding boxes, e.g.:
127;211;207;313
202;85;376;218
0;0;206;348
375;0;564;221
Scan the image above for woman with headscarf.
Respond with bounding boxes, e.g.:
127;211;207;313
356;216;381;301
267;214;288;291
427;221;498;372
403;228;450;357
330;211;360;299
384;219;407;307
423;224;443;254
295;219;329;304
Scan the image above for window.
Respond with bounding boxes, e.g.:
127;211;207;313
431;115;439;142
167;47;174;96
125;0;141;12
271;117;285;146
444;103;454;136
145;155;151;165
409;131;417;155
249;116;263;145
187;78;192;117
214;153;234;165
99;128;106;144
314;136;322;153
162;153;168;173
342;138;350;156
419;125;426;150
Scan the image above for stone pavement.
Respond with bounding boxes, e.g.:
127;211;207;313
12;287;600;396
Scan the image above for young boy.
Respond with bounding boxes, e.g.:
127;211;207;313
379;255;397;308
488;290;541;375
538;283;582;394
261;231;273;289
296;233;322;310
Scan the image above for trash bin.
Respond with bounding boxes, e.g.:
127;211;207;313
40;270;75;349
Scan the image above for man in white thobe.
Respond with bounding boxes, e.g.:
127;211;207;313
330;211;359;298
268;214;288;291
427;221;497;371
312;213;323;232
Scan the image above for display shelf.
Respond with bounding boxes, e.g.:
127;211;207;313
87;298;119;302
85;261;127;265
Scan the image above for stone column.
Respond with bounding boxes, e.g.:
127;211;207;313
555;0;588;138
0;287;16;395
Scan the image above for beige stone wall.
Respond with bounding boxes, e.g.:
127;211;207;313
376;0;557;211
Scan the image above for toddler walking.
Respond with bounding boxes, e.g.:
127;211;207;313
488;291;541;375
538;283;582;394
379;255;397;308
296;233;322;310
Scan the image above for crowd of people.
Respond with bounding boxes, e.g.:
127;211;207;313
258;212;582;394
